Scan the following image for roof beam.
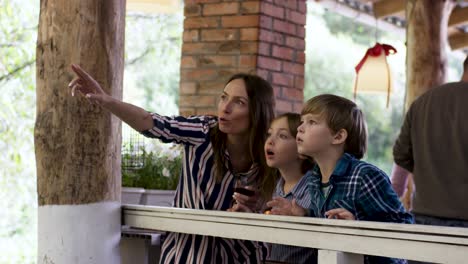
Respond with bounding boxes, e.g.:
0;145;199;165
449;6;468;27
316;0;405;37
449;33;468;50
373;0;405;19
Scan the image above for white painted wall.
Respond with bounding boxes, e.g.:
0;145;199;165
38;202;120;264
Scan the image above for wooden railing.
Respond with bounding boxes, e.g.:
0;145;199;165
122;205;468;264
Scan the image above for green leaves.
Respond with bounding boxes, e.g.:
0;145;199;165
122;145;182;190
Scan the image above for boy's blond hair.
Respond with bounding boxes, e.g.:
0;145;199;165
301;94;367;159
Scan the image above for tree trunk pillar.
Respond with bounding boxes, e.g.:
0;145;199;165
405;0;455;108
35;0;125;263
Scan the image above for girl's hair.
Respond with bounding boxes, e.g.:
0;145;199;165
210;73;276;199
273;113;315;173
301;94;368;159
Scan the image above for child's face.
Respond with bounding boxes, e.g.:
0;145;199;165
264;117;299;169
296;113;335;157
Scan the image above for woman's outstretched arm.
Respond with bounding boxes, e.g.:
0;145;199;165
68;64;153;132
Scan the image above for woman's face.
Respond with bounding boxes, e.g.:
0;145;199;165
217;78;250;135
264;117;300;169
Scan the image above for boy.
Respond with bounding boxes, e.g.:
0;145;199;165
268;94;413;264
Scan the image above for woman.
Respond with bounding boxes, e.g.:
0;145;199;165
68;64;276;263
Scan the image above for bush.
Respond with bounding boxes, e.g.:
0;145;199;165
122;144;182;190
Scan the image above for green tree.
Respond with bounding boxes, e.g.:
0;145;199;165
0;0;38;262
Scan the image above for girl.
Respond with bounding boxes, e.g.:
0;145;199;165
68;64;276;264
264;113;316;264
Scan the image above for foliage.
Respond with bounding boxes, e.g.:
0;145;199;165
123;12;183;115
122;142;182;190
0;0;38;262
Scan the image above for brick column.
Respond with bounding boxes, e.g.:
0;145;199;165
180;0;306;116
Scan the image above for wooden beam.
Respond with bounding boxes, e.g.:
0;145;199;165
373;0;405;19
316;0;405;37
449;6;468;27
449;33;468;50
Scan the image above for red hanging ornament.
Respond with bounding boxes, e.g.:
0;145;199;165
354;43;397;107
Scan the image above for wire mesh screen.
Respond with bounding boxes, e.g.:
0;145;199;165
121;123;147;174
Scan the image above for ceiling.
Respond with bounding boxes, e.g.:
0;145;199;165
316;0;468;51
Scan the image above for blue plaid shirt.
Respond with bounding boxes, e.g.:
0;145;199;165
308;153;413;264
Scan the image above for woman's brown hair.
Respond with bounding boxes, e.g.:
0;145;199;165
210;73;276;199
301;94;368;159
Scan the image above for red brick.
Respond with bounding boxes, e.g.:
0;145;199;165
258;56;282;71
240;42;259;54
284;0;298;10
184;4;201;17
285;36;305;50
185;0;219;3
203;2;239;16
282;87;303;100
256;69;270;81
184;17;219;29
273;86;282;97
217;41;241;54
183;30;199;42
180;108;196;116
261;2;284;19
272;45;294;60
239;55;257;68
218;69;237;80
181;56;197;68
196;108;218;116
199;81;226;94
297;0;307;14
273;19;296;34
179;95;216;107
283;62;304;76
237;67;257;75
260;15;273;29
272;72;294;86
201;29;238;41
258;42;270;56
296;52;305;64
297;25;306;38
293;102;303;113
276;99;293;112
182;43;219;54
241;2;260;14
286;10;306;25
295;76;304;89
198;55;236;67
259;29;284;45
180;82;197;94
222;15;260;28
181;69;218;81
240;28;258;41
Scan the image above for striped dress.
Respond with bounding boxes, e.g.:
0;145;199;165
141;113;266;264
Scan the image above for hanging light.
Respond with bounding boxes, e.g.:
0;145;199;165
127;0;180;14
353;43;397;107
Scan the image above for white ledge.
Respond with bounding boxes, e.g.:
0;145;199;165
122;204;468;263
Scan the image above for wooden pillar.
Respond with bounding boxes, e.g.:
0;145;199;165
35;0;125;263
405;0;455;108
180;0;307;115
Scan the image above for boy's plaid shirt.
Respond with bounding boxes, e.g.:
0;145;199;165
308;153;413;264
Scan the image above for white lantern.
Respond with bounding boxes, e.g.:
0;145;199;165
354;43;397;107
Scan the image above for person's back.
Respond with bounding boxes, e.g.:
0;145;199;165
394;82;468;221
